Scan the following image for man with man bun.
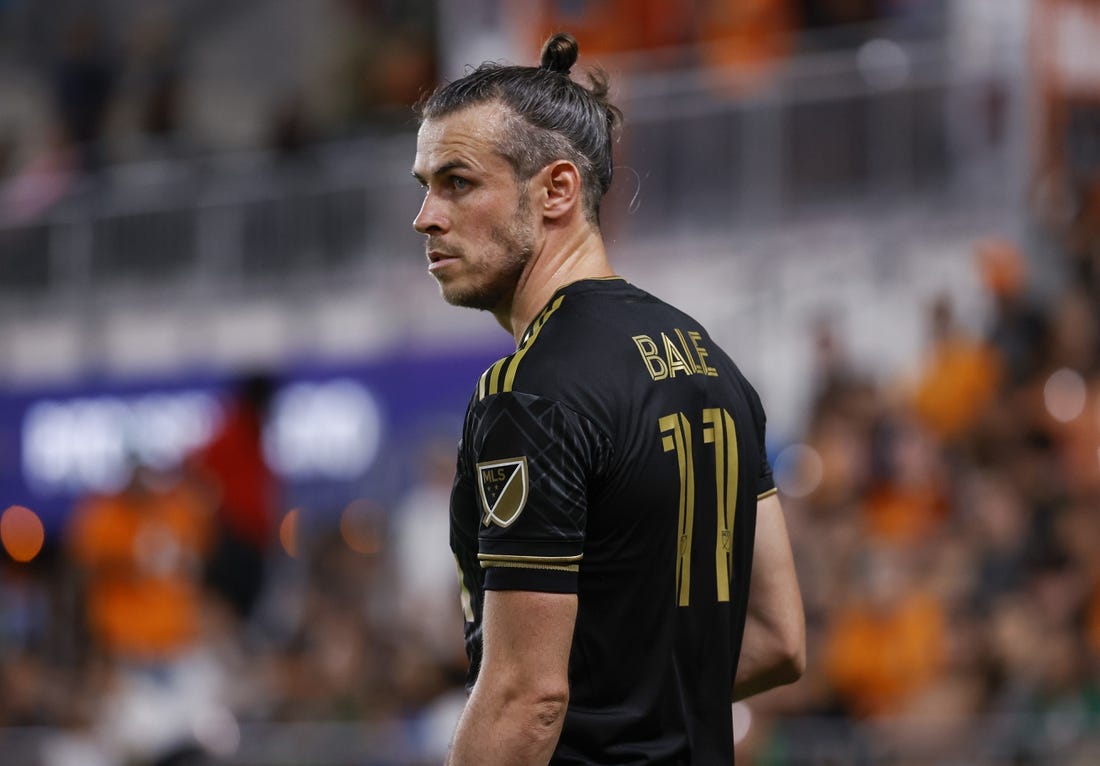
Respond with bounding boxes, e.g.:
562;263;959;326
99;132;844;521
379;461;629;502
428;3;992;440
412;32;805;765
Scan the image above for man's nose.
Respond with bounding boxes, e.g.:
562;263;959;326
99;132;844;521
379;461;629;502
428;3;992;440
413;193;447;235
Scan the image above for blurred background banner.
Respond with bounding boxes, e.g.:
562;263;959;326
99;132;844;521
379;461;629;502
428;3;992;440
1;343;509;534
1;1;1100;765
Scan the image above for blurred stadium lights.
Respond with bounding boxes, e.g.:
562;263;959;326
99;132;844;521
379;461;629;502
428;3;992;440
1;505;45;562
1044;368;1088;423
278;507;300;558
773;442;825;499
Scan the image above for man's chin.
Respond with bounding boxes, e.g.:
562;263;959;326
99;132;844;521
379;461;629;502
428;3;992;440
436;267;521;314
440;285;497;312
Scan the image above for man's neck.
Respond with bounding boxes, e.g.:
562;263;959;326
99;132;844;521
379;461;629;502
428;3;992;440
496;225;613;345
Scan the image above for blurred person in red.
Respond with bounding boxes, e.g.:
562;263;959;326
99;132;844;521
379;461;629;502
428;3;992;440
189;373;279;623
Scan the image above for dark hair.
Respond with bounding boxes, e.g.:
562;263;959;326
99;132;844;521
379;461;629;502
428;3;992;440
416;32;621;225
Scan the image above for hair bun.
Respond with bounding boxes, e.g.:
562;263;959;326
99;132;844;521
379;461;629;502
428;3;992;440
540;32;578;74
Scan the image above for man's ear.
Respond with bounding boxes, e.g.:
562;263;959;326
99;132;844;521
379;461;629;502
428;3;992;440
540;160;582;220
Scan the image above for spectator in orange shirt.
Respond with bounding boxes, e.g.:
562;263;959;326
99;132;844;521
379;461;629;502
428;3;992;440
824;547;947;717
66;466;213;661
862;413;951;544
910;294;1002;442
65;466;230;765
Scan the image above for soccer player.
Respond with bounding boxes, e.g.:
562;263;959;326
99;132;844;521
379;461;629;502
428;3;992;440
411;32;805;766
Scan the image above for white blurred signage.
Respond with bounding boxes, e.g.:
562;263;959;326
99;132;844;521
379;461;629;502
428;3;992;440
21;378;384;496
22;391;220;495
263;379;383;481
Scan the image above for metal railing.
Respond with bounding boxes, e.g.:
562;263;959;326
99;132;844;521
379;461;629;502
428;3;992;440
0;32;1027;301
0;29;1031;419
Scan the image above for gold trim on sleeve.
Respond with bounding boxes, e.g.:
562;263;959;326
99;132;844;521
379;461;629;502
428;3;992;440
477;552;583;565
479;561;580;572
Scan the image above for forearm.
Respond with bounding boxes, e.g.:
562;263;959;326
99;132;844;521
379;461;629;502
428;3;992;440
446;687;567;766
732;629;804;701
733;494;806;701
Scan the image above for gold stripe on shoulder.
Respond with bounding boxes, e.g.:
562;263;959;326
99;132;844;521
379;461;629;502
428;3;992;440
487;357;508;398
757;487;778;501
503;295;565;393
478;357;510;401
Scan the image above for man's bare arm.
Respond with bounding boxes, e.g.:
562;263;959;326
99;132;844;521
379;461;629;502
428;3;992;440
733;492;806;701
447;589;578;766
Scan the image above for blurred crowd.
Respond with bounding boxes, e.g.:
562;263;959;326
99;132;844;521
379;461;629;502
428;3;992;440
0;0;438;223
741;175;1100;762
0;373;468;765
3;1;1099;764
2;186;1097;765
0;0;943;225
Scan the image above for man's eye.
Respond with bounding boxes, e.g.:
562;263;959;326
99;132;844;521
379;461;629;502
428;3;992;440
451;176;470;190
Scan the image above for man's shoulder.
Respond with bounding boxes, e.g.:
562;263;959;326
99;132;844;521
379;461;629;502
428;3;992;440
470;332;594;405
467;277;733;408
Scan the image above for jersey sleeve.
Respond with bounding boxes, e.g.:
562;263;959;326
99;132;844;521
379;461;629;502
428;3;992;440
459;390;610;594
750;385;776;500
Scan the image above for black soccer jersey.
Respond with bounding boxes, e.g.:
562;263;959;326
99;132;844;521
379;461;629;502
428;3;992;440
450;277;775;765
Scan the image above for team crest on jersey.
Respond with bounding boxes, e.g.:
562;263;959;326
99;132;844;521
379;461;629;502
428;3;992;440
477;457;529;528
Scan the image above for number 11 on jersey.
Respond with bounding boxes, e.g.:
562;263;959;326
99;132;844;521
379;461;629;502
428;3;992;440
658;413;695;606
660;408;739;606
703;408;738;603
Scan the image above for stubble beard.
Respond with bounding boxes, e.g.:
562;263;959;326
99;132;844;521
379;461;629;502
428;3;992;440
439;197;536;313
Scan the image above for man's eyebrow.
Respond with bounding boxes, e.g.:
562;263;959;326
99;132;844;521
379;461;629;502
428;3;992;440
412;160;472;184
